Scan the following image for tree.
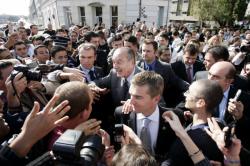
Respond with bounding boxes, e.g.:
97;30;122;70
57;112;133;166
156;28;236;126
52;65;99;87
189;0;249;26
233;0;249;21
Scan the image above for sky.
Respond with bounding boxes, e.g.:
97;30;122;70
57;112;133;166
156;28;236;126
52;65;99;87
0;0;30;16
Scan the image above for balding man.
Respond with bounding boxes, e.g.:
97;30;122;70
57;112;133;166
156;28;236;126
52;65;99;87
194;46;248;91
94;47;143;109
208;61;250;150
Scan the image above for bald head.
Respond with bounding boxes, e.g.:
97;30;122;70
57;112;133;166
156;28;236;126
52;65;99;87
188;79;223;112
208;61;235;91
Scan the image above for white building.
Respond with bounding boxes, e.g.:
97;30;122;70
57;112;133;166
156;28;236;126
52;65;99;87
29;0;197;29
169;0;197;23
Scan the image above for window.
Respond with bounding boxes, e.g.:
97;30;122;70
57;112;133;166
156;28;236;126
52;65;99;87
63;7;72;26
79;7;86;26
176;0;183;16
96;7;103;24
111;6;118;27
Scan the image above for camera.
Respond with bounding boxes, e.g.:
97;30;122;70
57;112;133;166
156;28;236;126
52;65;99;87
114;124;124;144
240;41;250;53
11;65;42;82
51;36;70;47
10;64;65;82
27;130;105;166
224;122;236;148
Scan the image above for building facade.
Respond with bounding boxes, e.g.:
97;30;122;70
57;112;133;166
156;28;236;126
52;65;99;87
29;0;197;29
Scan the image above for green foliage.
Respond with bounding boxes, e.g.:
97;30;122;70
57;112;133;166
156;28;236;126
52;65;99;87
189;0;249;26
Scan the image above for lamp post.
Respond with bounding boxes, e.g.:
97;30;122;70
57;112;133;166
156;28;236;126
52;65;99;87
139;0;142;20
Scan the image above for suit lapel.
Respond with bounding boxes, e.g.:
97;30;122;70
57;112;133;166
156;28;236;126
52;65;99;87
128;112;137;133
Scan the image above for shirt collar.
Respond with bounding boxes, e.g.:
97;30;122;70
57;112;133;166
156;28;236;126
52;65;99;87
185;64;193;69
146;60;156;70
80;65;94;73
137;105;159;123
223;87;230;98
126;67;136;83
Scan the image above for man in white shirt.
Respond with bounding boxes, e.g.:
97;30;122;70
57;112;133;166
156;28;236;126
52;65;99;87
115;71;185;162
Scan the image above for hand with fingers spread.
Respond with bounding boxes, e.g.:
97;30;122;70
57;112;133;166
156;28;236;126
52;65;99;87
227;99;244;120
205;117;241;162
121;99;134;114
9;94;70;157
75;118;101;136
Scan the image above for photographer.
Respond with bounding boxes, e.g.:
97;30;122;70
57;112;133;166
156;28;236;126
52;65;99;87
231;39;250;72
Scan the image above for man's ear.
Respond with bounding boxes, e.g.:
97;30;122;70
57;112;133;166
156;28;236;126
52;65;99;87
153;95;161;104
196;98;205;108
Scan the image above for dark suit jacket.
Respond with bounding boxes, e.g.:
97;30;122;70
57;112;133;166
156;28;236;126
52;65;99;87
171;60;205;83
213;86;250;151
94;66;143;109
115;105;185;162
137;59;189;107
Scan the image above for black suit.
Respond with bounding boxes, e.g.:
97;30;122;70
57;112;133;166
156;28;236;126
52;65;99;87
213;86;250;151
137;59;189;107
171;60;205;83
94;66;143;109
115;106;185;162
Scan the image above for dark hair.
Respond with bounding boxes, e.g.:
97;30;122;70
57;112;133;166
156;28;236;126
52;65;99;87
124;35;138;47
0;61;13;80
143;39;158;52
185;31;192;36
159;32;169;41
54;82;91;119
30;24;37;29
13;41;26;50
184;44;199;56
173;30;179;37
31;35;45;42
84;31;99;42
111;35;123;43
50;45;67;58
207;45;229;61
34;45;48;55
96;30;105;39
131;71;164;97
56;29;66;34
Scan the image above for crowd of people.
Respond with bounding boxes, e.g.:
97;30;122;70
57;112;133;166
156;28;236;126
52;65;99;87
0;19;250;166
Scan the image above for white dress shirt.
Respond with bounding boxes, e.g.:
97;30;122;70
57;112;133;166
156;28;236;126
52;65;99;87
136;106;160;153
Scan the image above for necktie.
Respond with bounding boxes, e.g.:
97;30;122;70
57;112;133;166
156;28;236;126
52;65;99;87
89;70;96;81
186;66;192;83
140;118;152;154
123;79;129;100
